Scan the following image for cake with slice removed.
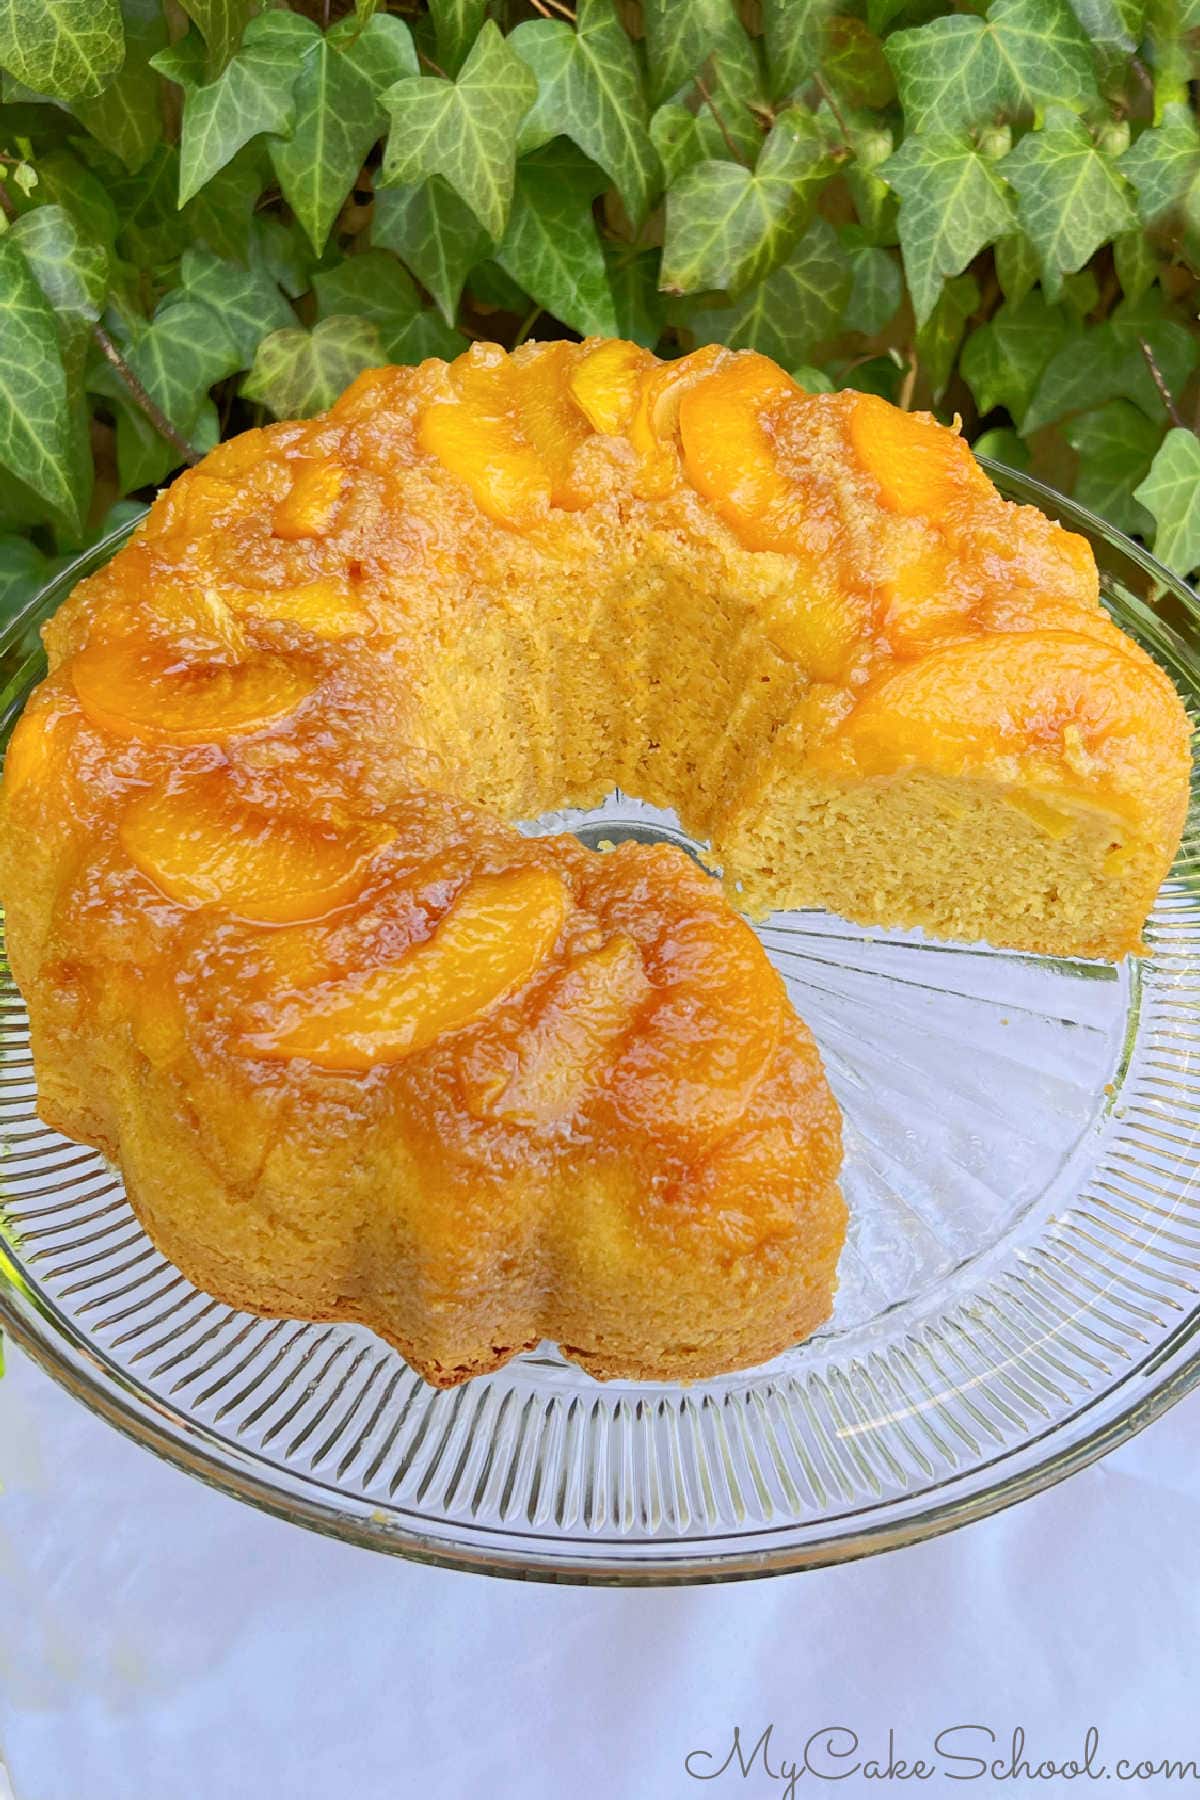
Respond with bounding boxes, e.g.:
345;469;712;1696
0;338;1189;1386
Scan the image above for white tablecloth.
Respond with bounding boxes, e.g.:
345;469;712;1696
0;1340;1197;1799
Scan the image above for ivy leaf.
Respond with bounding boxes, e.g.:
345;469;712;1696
15;148;118;247
0;534;48;616
11;208;99;520
154;12;314;208
178;1;260;75
792;364;835;392
887;0;1097;136
312;249;463;362
9;204;108;324
974;425;1031;468
661;116;831;297
267;17;416;255
1064;0;1144;58
0;234;80;529
71;0;166;174
882;133;1016;326
1001;108;1137;299
96;295;241;470
496;142;618;338
1024;300;1199;430
1135;428;1200;578
147;24;205;89
109;393;218;492
846;123;899;246
510;0;660;229
1143;0;1192;115
241;315;384;419
835;353;902;401
249;214;314;300
989;0;1101;116
642;0;761;113
108;143;192;264
1065;400;1161;534
822;16;896;110
761;0;834;98
335;10;417;94
187;139;265;261
994;231;1041;301
380;22;537;241
179;245;293;363
960;289;1074;425
373;177;490;326
840;226;903;334
605;245;666;349
684;217;852;365
465;260;528;313
868;0;918;32
1113;229;1160;301
0;0;124;103
916;271;979;398
1061;267;1099;315
1119;104;1200;246
428;0;488;76
649;103;719;189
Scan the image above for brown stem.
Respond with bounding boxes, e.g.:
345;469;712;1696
531;0;576;16
693;71;750;167
91;324;201;467
813;73;851;145
1139;335;1187;429
897;350;918;412
0;181;15;222
417;47;449;77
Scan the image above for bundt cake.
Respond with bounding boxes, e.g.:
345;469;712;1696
0;338;1190;1388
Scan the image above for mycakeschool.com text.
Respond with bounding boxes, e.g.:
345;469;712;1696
683;1725;1200;1791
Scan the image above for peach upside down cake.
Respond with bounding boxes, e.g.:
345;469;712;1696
0;339;1189;1385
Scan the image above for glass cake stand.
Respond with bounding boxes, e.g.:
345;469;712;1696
0;468;1197;1585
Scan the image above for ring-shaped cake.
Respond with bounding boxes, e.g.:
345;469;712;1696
0;340;1189;1386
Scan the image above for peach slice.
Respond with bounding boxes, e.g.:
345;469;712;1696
628;343;728;496
848;392;989;517
129;969;188;1071
605;896;785;1153
71;637;316;745
568;341;654;436
273;459;345;540
153;471;244;545
677;352;803;553
830;629;1189;808
512;342;593;509
239;865;569;1070
231;578;371;641
419;386;550;530
120;773;392;922
760;584;865;684
465;933;650;1126
876;535;966;655
418;345;595;527
677;355;864;677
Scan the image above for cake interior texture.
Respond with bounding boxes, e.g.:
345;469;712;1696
0;338;1190;1386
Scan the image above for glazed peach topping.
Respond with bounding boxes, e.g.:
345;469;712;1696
9;339;1115;1157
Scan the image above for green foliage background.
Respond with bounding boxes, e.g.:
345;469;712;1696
1;0;1199;616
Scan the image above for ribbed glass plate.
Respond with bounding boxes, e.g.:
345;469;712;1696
1;469;1198;1584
